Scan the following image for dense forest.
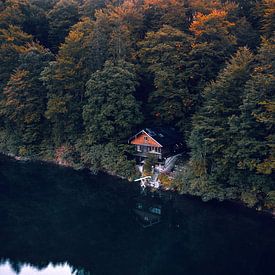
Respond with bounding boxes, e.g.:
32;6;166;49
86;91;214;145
0;0;274;209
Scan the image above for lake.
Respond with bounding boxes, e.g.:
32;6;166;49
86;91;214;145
0;156;275;275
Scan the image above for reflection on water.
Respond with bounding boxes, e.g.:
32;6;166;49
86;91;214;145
0;260;75;275
0;156;275;275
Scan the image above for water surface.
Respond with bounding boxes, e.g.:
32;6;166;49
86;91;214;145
0;156;274;275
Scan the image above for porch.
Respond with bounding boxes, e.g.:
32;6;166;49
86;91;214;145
134;145;162;158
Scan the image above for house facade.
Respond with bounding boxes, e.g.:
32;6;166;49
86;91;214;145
128;127;184;160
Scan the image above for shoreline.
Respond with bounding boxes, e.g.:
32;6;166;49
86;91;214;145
1;152;274;220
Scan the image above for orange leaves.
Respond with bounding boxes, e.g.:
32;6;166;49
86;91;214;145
0;25;33;45
66;30;84;42
262;0;275;37
190;10;235;37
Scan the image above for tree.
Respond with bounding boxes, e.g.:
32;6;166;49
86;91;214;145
187;9;237;100
0;0;51;47
90;1;143;65
188;48;255;200
237;38;275;176
79;0;106;18
41;17;95;146
0;43;53;155
138;25;193;134
142;0;187;31
0;25;33;91
47;0;79;52
261;0;275;38
83;60;143;144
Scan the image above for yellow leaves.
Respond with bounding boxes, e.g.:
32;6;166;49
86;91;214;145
14;42;48;55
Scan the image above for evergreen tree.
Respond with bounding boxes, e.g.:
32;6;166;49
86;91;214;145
83;60;143;144
0;43;53;155
237;38;275;176
138;25;193;134
188;48;255;200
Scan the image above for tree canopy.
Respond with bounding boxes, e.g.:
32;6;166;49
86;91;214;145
0;0;274;206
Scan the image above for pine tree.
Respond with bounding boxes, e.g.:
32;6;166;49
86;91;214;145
237;38;275;176
188;48;255;199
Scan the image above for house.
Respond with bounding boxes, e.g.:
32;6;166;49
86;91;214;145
128;127;184;160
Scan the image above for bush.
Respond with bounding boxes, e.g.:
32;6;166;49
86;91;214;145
158;173;173;188
265;191;275;210
241;192;258;208
143;154;157;175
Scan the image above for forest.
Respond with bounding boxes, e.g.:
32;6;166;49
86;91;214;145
0;0;274;209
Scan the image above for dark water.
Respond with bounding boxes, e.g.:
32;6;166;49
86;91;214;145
0;157;275;275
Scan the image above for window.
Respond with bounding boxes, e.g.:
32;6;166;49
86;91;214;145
137;145;141;152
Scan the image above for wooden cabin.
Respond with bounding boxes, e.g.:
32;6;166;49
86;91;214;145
128;127;184;160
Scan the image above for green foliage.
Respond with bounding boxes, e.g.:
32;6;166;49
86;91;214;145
138;25;194;134
265;190;275;209
143;0;187;31
47;0;79;52
41;17;95;146
241;191;258;208
261;0;275;38
79;0;106;18
158;173;172;188
0;0;52;47
143;154;157;175
237;38;275;176
83;60;143;144
0;0;273;206
0;43;53;156
0;25;33;91
78;141;139;180
178;43;275;207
